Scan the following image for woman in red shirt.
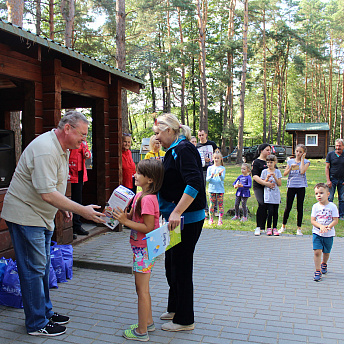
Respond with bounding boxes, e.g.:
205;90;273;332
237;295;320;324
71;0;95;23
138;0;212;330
122;133;137;198
69;141;91;236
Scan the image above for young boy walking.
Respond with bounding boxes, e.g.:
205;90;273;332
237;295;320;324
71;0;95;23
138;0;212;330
311;183;339;282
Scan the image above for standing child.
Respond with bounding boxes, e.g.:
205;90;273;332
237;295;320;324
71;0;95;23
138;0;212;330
261;155;282;236
279;144;310;235
232;163;252;222
311;183;339;282
113;159;164;341
206;150;225;226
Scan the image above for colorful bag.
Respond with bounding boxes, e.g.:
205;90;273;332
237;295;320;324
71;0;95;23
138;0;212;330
50;243;67;283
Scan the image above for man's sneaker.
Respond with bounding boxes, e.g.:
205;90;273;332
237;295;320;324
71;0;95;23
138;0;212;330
129;322;155;332
49;313;70;325
241;217;248;222
296;229;303;236
160;312;175;320
321;263;328;274
161;321;195;332
231;216;239;220
279;226;286;234
254;227;261;236
266;228;272;236
123;328;149;341
28;321;66;336
273;228;279;236
314;271;322;282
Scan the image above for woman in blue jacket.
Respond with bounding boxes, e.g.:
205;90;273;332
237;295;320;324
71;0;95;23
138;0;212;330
153;114;206;332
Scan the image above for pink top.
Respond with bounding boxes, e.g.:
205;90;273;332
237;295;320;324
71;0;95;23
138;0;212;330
130;192;160;248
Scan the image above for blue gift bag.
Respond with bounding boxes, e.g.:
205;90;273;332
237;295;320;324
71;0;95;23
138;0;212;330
0;257;8;285
49;263;58;289
0;259;23;309
60;245;73;280
50;244;67;283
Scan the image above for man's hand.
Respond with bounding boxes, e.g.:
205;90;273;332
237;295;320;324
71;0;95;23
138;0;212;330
81;205;106;223
61;210;73;223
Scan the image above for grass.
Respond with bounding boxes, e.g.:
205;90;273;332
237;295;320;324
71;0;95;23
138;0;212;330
207;159;344;237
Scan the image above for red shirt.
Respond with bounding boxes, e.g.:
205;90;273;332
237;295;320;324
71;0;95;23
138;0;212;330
122;149;136;189
69;142;91;183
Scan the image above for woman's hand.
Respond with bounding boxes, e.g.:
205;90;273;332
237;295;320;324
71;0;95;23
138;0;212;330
168;210;181;231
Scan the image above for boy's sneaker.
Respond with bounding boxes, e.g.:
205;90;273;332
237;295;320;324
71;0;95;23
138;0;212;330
123;328;149;341
266;228;272;236
241;217;248;222
314;271;322;282
273;228;279;236
321;263;328;274
49;313;70;325
296;229;303;236
254;227;261;236
231;216;239;220
279;226;286;234
28;321;66;336
129;322;155;332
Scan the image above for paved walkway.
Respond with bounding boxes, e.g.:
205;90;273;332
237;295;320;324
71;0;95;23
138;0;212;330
1;228;344;344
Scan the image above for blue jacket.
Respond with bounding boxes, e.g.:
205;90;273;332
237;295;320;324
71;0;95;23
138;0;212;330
159;137;206;224
206;165;225;193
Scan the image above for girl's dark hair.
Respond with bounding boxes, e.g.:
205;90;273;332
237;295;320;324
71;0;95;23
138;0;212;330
134;159;165;217
254;143;271;160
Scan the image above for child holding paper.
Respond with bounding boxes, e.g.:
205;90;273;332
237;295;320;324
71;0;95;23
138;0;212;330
113;159;164;342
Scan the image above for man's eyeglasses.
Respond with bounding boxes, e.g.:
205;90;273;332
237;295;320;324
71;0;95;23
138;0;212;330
70;125;87;139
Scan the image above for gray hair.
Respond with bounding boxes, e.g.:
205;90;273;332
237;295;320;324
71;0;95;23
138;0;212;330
335;138;344;146
58;110;89;129
153;113;191;140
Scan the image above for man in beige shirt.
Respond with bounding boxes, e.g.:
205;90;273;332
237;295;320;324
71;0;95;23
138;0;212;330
1;111;105;336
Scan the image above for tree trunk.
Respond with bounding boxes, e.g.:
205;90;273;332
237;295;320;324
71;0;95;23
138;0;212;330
115;0;128;133
36;0;41;35
341;69;344;138
268;72;276;143
7;0;24;163
148;64;156;113
177;7;185;124
165;0;172;113
196;0;208;132
221;0;236;155
49;0;54;39
60;0;75;48
262;7;267;143
236;0;248;164
303;51;308;122
328;38;333;143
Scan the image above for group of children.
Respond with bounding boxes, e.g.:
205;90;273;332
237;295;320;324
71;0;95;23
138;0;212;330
206;145;339;283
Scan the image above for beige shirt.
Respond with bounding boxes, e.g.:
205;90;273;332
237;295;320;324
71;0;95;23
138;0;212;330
1;130;69;231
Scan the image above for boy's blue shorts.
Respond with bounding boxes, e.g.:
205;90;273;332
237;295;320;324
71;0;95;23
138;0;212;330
313;233;334;253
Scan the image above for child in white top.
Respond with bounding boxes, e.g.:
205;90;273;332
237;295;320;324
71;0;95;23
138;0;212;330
113;159;164;341
206;150;225;226
261;155;282;236
311;183;339;282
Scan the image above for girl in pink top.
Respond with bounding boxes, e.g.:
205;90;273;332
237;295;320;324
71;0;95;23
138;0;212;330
113;159;164;341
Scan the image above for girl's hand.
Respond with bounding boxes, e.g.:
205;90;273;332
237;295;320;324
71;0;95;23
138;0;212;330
112;207;128;225
301;152;306;159
238;183;243;187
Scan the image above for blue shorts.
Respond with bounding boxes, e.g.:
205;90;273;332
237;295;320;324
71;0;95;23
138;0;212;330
131;246;156;273
313;234;334;253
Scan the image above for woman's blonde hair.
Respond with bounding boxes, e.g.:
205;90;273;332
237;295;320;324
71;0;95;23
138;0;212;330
152;113;191;140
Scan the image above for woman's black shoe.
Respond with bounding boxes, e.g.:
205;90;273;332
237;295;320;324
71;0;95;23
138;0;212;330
73;227;89;235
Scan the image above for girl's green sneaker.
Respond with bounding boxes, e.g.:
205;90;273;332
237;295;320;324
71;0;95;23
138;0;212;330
129;322;155;332
123;328;149;342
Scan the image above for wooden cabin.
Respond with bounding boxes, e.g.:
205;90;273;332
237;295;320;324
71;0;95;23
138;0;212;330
0;20;145;259
285;122;330;159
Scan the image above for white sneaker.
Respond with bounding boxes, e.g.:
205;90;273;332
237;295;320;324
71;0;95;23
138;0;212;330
161;321;195;332
160;312;175;320
279;226;286;234
254;227;261;236
296;229;303;236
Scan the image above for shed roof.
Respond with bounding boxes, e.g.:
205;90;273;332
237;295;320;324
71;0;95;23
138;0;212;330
0;19;145;87
285;123;329;132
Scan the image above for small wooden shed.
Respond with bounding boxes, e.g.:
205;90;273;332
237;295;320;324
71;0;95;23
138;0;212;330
0;20;145;259
285;122;330;158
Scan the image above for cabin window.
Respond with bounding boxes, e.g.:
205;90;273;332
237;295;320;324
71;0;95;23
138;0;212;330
305;134;318;146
